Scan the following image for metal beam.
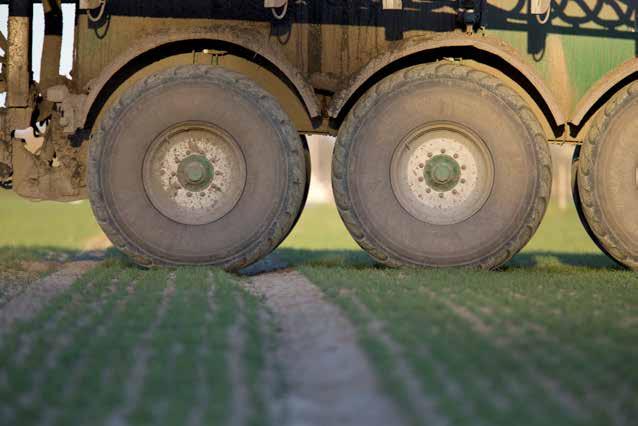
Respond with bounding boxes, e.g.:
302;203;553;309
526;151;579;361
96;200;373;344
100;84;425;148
6;0;32;108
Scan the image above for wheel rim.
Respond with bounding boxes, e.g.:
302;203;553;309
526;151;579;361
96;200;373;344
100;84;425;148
143;122;247;226
390;122;495;226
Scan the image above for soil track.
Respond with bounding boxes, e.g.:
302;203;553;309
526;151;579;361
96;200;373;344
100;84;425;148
245;270;405;426
0;261;99;331
0;253;405;425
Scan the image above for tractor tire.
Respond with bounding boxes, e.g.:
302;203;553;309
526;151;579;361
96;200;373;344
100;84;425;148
88;65;307;270
578;82;638;270
333;62;551;269
571;146;612;260
293;135;311;231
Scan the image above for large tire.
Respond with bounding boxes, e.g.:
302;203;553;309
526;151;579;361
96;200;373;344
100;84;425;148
333;63;552;269
294;135;311;230
578;82;638;269
88;65;306;270
571;146;613;259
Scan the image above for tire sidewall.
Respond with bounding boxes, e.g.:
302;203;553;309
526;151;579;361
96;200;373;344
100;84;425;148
335;64;550;268
579;85;638;268
89;66;305;268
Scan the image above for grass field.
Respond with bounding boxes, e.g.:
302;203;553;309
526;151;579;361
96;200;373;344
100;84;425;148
0;191;103;307
1;189;636;425
0;266;278;425
285;205;636;425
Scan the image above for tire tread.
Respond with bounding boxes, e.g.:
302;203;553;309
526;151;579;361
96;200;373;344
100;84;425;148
332;62;552;269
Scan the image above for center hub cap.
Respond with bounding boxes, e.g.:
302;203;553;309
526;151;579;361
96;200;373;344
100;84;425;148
178;155;214;191
143;122;247;226
425;155;461;191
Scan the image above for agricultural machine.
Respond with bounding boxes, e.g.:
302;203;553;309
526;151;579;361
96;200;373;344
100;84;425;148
0;0;636;270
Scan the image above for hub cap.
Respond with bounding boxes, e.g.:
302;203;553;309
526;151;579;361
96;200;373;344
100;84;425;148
425;154;462;192
143;122;247;226
390;122;494;225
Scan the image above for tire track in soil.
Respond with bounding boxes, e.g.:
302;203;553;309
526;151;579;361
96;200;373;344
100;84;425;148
244;269;405;426
0;261;100;332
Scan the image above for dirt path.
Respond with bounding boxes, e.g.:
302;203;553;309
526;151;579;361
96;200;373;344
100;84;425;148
0;261;99;331
245;270;405;426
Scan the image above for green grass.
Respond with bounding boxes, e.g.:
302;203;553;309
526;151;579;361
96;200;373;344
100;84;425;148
0;191;101;250
0;191;105;306
0;263;277;426
282;204;637;425
0;190;102;270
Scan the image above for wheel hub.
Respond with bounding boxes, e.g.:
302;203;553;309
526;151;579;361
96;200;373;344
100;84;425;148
143;122;247;226
425;155;461;192
178;155;214;191
390;122;494;226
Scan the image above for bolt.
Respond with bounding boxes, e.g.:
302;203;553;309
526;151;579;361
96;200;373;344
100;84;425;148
418;177;424;182
461;165;467;170
439;193;444;198
427;153;433;158
419;163;425;169
453;190;458;195
441;149;446;154
187;192;193;198
186;150;191;155
453;154;459;159
200;192;206;197
426;189;432;194
461;178;466;184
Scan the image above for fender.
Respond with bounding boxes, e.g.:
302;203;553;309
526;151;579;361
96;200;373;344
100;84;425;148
78;25;321;130
570;58;638;127
328;33;566;128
